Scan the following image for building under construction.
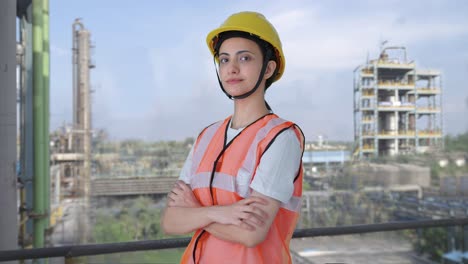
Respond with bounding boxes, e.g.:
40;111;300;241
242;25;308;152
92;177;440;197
353;46;443;159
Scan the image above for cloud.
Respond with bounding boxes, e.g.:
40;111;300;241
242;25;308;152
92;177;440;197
261;5;468;140
272;9;468;73
49;1;468;141
270;9;313;32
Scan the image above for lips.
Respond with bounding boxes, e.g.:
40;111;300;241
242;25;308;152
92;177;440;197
226;78;243;84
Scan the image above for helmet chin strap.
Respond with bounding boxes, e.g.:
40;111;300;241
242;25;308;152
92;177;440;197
214;49;273;110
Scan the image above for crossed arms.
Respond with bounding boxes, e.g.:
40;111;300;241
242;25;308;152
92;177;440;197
161;180;280;248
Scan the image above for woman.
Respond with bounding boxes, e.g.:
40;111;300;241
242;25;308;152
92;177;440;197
161;11;305;264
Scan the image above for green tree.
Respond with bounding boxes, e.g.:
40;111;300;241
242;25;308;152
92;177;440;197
92;197;185;263
413;227;447;262
445;132;468;152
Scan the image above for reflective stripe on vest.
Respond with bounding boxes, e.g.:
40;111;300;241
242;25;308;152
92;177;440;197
180;113;304;264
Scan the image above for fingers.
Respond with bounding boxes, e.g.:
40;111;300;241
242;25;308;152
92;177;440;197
171;181;183;192
234;205;267;229
230;214;256;231
171;181;190;196
168;192;176;201
252;206;269;219
167;187;184;206
241;212;265;226
240;202;268;219
236;214;264;231
242;196;268;206
239;220;256;231
167;193;177;206
167;182;200;208
176;180;191;191
171;180;187;194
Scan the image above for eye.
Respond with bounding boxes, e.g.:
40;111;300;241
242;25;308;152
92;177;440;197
219;57;229;64
239;55;251;62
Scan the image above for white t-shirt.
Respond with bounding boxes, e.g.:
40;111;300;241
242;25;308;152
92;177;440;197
179;122;302;204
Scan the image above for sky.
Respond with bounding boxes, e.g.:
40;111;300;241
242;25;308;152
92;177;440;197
47;0;468;142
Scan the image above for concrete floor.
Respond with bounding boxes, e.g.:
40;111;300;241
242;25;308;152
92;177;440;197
290;233;436;264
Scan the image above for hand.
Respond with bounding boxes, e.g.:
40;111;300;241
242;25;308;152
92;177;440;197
209;197;269;231
167;180;201;208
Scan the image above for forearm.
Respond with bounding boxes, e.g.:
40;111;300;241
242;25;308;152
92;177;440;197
161;206;213;235
163;181;273;242
205;191;281;248
204;222;265;248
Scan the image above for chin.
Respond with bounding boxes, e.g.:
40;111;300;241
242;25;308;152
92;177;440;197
230;92;249;98
225;88;246;97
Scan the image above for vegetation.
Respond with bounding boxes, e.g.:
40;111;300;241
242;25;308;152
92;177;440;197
91;197;185;263
413;227;448;262
445;132;468;153
409;133;467;261
401;226;465;263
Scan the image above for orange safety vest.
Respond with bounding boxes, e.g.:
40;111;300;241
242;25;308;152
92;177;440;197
180;113;304;264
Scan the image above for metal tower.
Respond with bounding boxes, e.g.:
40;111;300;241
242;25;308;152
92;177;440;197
72;18;94;200
72;18;95;243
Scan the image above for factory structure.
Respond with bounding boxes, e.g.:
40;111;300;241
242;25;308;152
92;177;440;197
50;19;94;200
353;46;443;159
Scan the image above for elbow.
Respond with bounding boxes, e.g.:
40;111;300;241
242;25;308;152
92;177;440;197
161;217;183;235
161;210;191;235
160;216;172;235
243;240;260;248
160;209;177;235
243;233;267;248
161;224;171;235
161;219;181;235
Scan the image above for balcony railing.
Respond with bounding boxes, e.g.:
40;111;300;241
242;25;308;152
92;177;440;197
361;130;442;138
417;107;441;113
412;88;441;94
1;218;468;262
377;80;415;88
362;144;375;151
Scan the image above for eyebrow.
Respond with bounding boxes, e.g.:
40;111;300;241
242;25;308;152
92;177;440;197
218;50;253;56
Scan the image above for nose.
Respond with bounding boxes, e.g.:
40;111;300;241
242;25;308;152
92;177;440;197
227;60;239;74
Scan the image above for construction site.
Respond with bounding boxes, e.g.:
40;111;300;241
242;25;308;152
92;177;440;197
353;46;443;159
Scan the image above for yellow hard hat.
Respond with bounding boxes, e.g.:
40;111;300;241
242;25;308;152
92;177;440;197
206;11;285;83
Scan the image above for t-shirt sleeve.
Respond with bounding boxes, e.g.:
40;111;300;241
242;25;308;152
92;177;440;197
178;143;195;184
250;128;302;204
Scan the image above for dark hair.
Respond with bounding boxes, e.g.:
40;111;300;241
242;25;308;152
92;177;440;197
214;31;279;89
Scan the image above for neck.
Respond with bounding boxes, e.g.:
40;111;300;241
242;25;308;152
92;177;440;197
231;90;269;129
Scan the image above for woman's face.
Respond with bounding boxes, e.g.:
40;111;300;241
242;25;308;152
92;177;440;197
218;37;264;97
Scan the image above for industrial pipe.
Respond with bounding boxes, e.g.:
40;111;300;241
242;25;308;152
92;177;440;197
32;0;46;251
0;0;19;258
43;0;51;232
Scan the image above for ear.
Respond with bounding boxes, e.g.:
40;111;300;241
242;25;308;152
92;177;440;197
264;60;277;80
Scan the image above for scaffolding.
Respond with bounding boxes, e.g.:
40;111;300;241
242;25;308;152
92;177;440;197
353;46;443;159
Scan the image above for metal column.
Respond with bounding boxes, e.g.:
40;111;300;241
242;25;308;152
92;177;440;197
72;19;93;243
32;0;47;252
0;0;19;260
19;2;36;248
42;0;51;233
